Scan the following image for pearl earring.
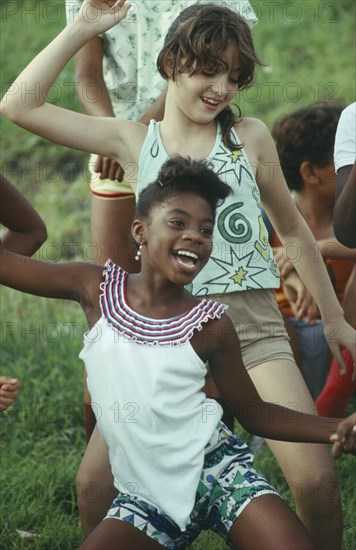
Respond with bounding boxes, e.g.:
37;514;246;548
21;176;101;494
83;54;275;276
135;242;143;261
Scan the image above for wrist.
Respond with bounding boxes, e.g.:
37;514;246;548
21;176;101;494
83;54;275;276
67;17;99;44
320;307;345;326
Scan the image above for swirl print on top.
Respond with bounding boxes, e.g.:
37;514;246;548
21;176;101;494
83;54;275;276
137;121;280;296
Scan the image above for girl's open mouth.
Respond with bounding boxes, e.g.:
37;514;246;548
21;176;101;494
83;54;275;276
201;96;220;110
173;249;199;270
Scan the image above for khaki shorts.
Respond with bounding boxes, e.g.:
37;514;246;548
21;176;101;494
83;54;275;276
210;289;294;370
88;154;135;200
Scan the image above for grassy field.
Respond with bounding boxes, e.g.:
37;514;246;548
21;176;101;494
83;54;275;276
0;1;355;548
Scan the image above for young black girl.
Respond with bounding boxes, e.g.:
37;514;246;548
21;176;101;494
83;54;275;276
1;156;355;549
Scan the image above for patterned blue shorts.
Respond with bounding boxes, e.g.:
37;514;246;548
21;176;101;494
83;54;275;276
105;423;279;549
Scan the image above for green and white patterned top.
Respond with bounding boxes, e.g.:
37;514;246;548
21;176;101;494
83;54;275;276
138;120;280;296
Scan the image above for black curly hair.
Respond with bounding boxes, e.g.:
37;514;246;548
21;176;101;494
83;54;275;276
136;156;231;221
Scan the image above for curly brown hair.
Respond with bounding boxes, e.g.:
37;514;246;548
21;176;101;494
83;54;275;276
156;3;262;151
273;103;343;191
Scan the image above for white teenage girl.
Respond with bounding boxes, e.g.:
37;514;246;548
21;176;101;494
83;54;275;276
1;2;355;548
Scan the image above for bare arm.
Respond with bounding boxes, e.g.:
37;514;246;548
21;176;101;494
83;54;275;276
0;174;47;255
74;34;166;182
209;315;355;455
74;36;166;122
0;242;102;327
333;163;356;249
0;0;143;181
74;35;115;118
274;237;356;280
240;118;356;372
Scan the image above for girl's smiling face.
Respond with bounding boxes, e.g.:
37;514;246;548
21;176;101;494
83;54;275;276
168;42;240;124
135;193;215;286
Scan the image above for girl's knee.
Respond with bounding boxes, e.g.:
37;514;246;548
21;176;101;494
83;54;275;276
290;468;340;510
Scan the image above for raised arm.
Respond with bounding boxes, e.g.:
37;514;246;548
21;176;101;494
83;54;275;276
73;30;167;121
0;173;47;255
0;0;143;177
74;35;115;118
73;31;166;182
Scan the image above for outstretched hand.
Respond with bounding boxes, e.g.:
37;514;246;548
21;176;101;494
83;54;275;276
77;0;131;35
330;412;356;458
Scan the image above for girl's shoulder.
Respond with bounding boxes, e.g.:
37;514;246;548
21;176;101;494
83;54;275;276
190;308;237;360
234;117;275;164
234;117;270;141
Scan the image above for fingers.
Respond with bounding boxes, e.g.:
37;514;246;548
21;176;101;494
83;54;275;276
94;156;125;181
109;161;124;182
330;414;356;457
0;397;15;412
294;289;313;321
343;425;356;454
0;376;20;392
112;0;131;17
94;155;103;174
0;377;20;412
324;322;355;377
330;436;343;458
327;343;346;375
273;247;294;279
305;302;319;324
280;260;294;279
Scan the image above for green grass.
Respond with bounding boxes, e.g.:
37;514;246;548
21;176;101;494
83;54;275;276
1;1;355;548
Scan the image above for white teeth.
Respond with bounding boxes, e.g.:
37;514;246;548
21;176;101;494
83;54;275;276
176;250;198;260
202;97;219;105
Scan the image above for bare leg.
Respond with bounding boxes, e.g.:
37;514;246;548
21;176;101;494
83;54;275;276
90;195;137;269
79;518;164;550
249;360;342;550
76;425;117;537
229;494;314;550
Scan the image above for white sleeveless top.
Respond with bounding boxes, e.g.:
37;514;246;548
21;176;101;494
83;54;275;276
79;261;226;530
137;120;280;296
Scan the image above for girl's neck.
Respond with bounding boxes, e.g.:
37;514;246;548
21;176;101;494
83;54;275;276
126;272;198;320
160;95;218;159
295;192;333;239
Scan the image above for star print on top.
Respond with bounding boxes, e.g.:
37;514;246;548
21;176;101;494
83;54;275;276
137;120;280;296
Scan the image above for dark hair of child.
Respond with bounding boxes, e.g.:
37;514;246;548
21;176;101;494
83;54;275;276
156;3;263;151
136;156;231;220
273;103;343;192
